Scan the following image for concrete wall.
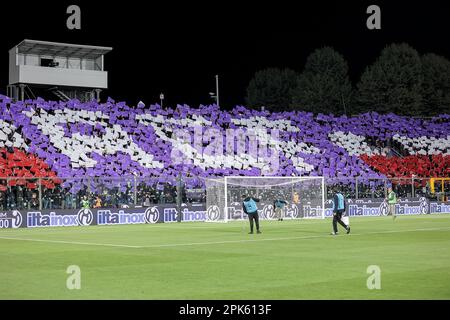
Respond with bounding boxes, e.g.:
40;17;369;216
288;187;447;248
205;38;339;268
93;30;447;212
8;48;19;85
13;65;108;88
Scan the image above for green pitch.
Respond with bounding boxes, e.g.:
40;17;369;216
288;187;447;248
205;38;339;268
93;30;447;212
1;214;450;299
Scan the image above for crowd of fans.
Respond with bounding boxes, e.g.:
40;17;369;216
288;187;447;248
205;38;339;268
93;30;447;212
0;181;181;211
361;154;450;179
0;94;448;210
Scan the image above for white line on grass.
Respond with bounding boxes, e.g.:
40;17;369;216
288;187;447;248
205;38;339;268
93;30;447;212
0;236;142;248
1;215;448;237
140;226;450;248
0;226;449;249
129;214;450;229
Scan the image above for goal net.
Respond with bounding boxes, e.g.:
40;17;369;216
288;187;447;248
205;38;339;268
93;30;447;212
204;176;325;222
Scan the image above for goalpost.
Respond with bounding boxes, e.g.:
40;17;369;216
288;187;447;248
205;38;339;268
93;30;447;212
204;176;325;222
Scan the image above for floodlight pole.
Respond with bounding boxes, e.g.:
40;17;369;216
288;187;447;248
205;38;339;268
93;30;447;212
160;93;164;108
215;75;220;108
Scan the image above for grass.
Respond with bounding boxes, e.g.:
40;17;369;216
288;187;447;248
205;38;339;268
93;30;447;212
0;214;450;299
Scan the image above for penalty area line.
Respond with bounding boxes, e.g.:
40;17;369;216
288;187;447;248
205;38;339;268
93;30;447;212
0;226;449;249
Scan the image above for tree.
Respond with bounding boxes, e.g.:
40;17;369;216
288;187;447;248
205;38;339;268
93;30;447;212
290;47;353;114
356;43;423;115
245;68;297;111
421;53;450;115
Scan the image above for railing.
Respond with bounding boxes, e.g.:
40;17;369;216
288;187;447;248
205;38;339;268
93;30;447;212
0;176;447;211
24;85;36;100
324;177;440;200
389;147;404;158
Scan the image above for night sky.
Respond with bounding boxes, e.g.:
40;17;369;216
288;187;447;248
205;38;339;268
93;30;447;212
1;1;449;109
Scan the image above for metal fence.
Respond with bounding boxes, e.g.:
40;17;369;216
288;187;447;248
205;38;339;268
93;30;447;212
325;177;437;200
0;176;448;211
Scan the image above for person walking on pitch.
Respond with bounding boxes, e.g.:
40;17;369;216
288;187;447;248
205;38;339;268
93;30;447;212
242;194;261;234
331;190;350;235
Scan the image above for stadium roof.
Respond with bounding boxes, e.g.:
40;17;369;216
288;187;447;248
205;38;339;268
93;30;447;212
13;39;112;59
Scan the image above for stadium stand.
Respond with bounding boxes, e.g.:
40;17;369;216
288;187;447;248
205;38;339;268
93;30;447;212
0;94;448;209
360;154;450;180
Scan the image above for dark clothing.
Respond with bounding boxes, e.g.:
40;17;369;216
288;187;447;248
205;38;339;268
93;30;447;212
273;199;288;208
333;211;348;233
332;192;348;233
248;212;260;233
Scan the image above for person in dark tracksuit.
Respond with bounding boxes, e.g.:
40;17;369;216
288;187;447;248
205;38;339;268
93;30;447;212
242;195;261;234
331;191;350;235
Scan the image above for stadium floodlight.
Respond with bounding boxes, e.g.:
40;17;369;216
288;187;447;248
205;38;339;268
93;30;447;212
215;74;219;108
204;176;325;223
160;93;164;108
